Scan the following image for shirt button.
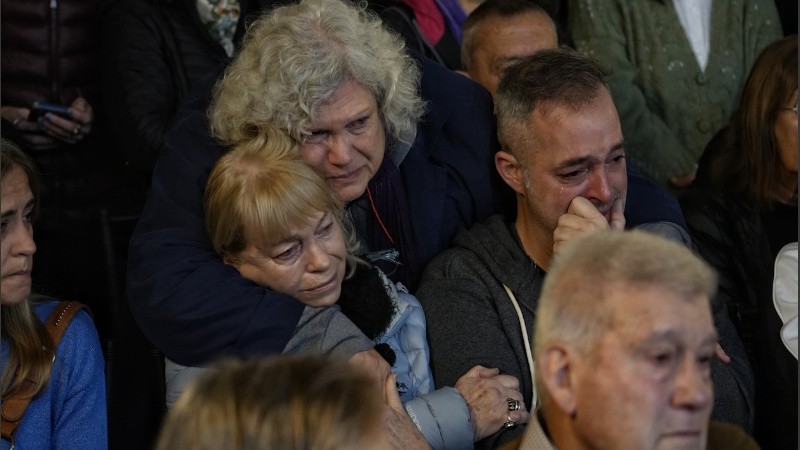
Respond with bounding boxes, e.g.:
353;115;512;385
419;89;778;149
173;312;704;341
697;119;711;133
696;72;708;84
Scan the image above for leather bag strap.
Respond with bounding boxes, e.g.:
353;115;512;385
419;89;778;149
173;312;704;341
1;301;86;440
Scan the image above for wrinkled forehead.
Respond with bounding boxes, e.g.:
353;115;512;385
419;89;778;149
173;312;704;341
483;11;557;52
254;210;334;249
604;283;715;341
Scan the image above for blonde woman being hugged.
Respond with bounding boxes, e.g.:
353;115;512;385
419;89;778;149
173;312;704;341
164;127;528;448
1;139;107;449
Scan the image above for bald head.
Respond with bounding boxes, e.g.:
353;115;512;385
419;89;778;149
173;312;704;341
461;0;557;98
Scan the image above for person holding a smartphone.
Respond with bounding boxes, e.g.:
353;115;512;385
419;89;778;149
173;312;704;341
1;96;94;150
1;2;130;402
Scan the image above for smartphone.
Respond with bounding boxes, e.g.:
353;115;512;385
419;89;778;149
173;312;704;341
28;101;73;121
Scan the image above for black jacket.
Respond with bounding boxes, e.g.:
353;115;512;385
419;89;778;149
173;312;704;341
99;0;282;188
681;185;798;450
1;0;124;208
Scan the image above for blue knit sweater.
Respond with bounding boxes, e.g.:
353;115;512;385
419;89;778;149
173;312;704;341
1;300;107;450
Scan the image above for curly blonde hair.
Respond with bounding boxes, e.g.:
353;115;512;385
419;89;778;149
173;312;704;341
210;0;425;158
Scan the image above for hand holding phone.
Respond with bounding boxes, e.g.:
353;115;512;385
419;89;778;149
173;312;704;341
26;97;93;144
28;101;73;121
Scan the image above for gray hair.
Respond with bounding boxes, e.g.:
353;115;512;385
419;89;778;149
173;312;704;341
533;230;717;405
210;0;425;156
495;47;607;157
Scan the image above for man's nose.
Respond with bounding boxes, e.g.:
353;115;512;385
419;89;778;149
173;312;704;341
672;358;713;411
585;168;613;203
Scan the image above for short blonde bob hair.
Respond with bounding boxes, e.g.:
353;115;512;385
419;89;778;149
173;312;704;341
204;127;361;271
155;356;384;450
210;0;425;157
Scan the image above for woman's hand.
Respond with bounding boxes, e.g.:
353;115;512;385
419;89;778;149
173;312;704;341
38;97;94;144
1;105;59;149
2;97;94;149
348;348;392;390
455;365;530;441
383;373;431;450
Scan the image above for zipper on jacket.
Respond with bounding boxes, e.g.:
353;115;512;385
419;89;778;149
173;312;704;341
49;0;60;101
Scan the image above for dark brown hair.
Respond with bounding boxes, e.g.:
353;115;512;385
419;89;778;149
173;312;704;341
708;35;798;208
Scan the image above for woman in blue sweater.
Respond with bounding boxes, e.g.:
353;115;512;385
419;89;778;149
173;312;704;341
0;139;107;449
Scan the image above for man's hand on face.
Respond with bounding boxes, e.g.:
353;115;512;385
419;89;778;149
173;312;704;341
553;196;625;254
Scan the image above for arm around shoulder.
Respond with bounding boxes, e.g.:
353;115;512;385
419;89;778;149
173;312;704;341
126;103;305;366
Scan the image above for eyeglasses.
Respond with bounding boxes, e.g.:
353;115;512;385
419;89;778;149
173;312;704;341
781;104;798;119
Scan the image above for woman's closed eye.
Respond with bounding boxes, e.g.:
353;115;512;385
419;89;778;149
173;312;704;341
316;221;334;238
273;243;301;262
304;130;328;144
348;116;369;132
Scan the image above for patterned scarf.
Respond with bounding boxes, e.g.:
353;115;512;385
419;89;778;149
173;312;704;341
196;0;241;57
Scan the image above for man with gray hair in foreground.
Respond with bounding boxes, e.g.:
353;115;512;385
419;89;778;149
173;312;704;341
501;230;759;450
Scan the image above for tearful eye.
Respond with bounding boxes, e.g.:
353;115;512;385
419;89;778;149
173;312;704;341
560;168;587;180
350;117;368;130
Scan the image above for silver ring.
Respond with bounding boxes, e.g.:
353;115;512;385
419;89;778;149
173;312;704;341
503;415;517;429
12;118;20;127
507;398;520;411
72;126;81;135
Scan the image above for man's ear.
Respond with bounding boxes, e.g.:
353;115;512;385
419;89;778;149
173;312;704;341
495;150;526;195
538;343;579;416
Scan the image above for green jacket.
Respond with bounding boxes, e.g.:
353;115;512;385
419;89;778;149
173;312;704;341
569;0;781;185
